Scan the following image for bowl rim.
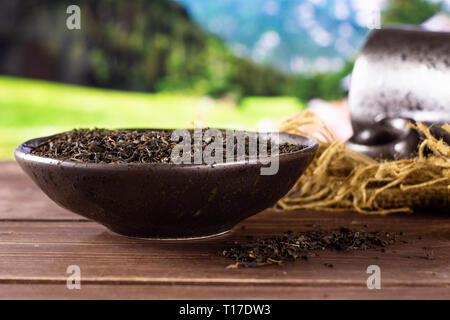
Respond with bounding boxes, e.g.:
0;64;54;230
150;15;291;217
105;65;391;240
15;129;318;170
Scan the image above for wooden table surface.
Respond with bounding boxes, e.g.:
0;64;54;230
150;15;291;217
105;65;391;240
0;161;449;299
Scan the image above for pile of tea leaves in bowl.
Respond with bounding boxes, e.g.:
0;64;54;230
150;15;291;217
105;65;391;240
30;129;305;164
221;228;398;268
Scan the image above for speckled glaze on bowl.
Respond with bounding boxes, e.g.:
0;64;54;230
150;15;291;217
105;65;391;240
15;130;318;239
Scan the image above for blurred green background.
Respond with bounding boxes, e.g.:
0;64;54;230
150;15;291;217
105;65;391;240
0;76;304;158
0;0;446;159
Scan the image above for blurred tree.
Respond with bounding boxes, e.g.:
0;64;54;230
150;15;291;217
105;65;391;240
0;0;296;100
382;0;442;25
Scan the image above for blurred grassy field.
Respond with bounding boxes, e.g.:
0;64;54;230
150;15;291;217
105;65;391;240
0;76;304;159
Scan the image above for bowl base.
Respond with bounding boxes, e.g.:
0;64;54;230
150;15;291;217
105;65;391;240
106;228;232;241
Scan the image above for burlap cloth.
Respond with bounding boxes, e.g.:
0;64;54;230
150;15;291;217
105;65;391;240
278;111;449;214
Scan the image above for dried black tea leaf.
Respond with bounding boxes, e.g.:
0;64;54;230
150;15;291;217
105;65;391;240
220;228;398;268
31;128;305;164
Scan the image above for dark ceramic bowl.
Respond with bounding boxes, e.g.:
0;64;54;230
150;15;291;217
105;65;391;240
15;130;318;239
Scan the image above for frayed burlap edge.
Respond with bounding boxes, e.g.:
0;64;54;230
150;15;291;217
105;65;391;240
277;111;449;214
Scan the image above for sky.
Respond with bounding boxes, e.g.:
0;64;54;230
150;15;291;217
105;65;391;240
175;0;450;74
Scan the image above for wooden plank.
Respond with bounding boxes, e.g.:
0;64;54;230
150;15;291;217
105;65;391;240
1;160;448;225
0;162;81;220
0;219;449;299
1;161;449;299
